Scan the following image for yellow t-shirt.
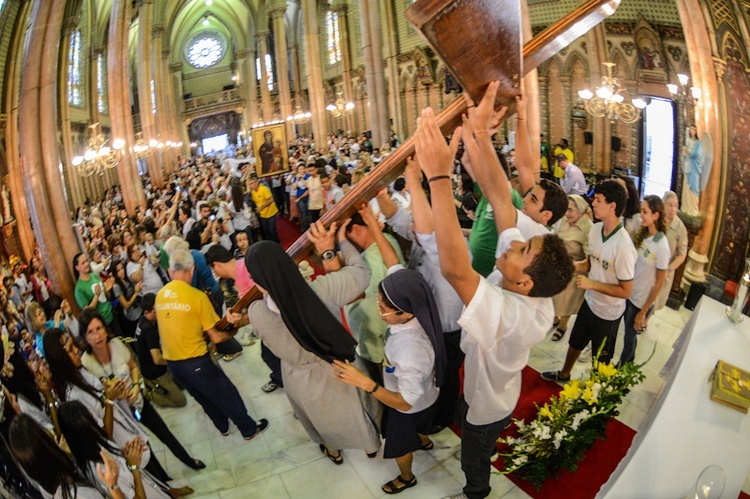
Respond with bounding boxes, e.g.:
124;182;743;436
250;184;279;219
155;280;219;361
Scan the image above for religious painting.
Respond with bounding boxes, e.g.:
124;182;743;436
633;17;667;84
251;123;289;178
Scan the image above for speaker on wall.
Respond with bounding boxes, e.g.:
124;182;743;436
611;136;621;152
583;131;593;145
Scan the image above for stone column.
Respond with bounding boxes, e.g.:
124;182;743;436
538;74;550;143
136;1;164;187
676;0;722;284
290;43;303;104
161;47;181;169
91;44;118;192
301;0;328;143
359;0;389;147
4;0;35;260
59;16;85;210
587;25;612;175
332;1;354;134
256;31;274;123
381;0;404;141
237;48;260;128
521;0;540;167
270;3;294;139
19;0;79;301
152;24;175;176
108;0;145;213
170;63;190;157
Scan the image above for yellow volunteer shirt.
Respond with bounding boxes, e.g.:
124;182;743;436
155;280;219;361
251;184;279;219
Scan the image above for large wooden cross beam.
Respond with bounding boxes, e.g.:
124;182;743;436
217;0;620;331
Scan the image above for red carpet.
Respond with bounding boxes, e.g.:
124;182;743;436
454;367;637;499
277;217;324;276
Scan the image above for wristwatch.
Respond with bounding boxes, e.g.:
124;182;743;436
321;249;337;261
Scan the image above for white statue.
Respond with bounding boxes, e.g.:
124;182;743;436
681;125;713;217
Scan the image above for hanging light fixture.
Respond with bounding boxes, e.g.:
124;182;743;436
577;62;647;124
287;102;312;124
326;93;354;118
72;123;124;177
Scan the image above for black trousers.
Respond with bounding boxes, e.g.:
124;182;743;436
261;343;283;385
434;329;465;428
134;399;195;468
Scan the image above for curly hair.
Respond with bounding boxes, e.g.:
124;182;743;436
525;234;575;298
594;179;628;218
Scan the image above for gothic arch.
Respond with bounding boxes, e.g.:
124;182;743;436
564;51;589;79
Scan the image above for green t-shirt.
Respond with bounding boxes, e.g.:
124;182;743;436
469;189;524;276
74;273;114;324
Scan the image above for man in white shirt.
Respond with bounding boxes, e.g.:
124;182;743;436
558;154;588;196
542;179;637;382
320;173;344;212
414;84;574;499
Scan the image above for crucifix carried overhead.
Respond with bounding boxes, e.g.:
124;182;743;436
217;0;621;330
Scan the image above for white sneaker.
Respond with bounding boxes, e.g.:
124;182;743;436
577;345;592;363
442;493;468;499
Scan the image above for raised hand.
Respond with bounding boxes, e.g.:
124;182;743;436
96;449;121;488
414;107;461;179
308;221;338;253
336;219;351;244
463;80;504;134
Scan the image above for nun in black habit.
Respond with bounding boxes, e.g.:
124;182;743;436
244;235;382;464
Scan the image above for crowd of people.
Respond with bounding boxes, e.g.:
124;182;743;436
0;82;688;499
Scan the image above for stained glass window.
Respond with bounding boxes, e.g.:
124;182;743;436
0;0;6;11
150;80;156;114
187;35;224;69
97;53;107;113
68;30;83;106
255;54;274;91
326;10;341;65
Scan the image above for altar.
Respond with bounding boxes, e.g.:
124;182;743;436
598;297;750;498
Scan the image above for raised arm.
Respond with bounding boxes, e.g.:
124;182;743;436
415;108;480;305
404;157;433;234
461;81;516;234
513;94;538;194
360;206;400;270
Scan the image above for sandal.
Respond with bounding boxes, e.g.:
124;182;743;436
553;316;560;327
168;486;194;498
319;443;343;465
551;328;565;342
382;474;417;494
419;440;434;451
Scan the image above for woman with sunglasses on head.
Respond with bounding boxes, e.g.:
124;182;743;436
333;208;447;495
42;328;172;485
78;308;204;474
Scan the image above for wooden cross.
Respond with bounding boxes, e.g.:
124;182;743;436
217;0;621;331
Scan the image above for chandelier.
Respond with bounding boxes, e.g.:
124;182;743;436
326;93;354;118
577;63;647;124
133;133;182;160
666;73;701;102
72;123;124;177
287;104;312;124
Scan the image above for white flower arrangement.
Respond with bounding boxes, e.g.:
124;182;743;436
496;358;645;489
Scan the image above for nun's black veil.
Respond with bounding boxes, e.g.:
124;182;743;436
245;241;357;362
380;269;447;387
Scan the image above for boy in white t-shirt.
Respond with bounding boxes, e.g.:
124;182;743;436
542;179;637;382
414;82;575;499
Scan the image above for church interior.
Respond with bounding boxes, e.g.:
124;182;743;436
0;0;749;497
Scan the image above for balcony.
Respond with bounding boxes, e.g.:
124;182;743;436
182;89;245;122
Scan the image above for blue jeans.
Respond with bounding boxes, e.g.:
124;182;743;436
456;397;511;499
168;355;258;437
297;197;310;232
620;300;652;365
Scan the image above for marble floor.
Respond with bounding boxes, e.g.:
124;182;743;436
144;303;747;498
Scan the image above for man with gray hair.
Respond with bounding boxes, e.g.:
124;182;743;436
155;249;268;440
161;236;244;361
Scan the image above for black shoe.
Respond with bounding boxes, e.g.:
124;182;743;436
540;370;571;382
186;459;206;470
244;418;269;441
